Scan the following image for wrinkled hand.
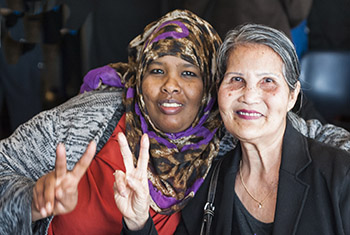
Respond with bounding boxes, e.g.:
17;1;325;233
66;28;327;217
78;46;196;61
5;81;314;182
31;141;96;221
114;133;150;231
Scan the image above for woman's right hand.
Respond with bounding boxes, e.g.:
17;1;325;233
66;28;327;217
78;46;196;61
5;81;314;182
113;133;150;231
31;141;96;221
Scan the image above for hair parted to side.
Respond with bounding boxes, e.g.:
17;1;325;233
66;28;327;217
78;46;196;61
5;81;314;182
217;23;300;91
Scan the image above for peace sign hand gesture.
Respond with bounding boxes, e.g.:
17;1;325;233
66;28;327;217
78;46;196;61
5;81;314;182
31;141;96;221
114;133;150;231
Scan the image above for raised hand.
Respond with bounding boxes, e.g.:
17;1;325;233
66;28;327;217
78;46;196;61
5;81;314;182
113;133;150;231
31;141;96;221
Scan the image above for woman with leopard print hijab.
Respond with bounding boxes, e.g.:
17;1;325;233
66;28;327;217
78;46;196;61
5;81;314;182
112;9;223;215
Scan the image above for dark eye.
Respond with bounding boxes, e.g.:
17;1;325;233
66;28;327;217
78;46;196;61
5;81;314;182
223;76;245;89
261;77;278;91
231;77;244;83
264;77;274;83
182;71;197;77
150;68;164;74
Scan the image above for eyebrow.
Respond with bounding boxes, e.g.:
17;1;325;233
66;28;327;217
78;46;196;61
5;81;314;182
182;63;198;69
149;61;162;66
224;72;243;77
149;60;198;69
224;72;280;78
257;72;280;77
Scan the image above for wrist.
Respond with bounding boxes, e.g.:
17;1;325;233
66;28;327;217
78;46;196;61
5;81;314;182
31;202;43;222
124;214;149;231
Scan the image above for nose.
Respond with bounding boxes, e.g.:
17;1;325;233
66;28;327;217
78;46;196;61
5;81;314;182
238;85;261;104
161;74;181;94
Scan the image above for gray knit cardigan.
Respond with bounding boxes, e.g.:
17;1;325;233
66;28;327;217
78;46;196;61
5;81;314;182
1;89;350;234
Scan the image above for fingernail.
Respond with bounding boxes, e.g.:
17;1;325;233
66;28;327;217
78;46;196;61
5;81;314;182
46;202;52;213
40;208;47;217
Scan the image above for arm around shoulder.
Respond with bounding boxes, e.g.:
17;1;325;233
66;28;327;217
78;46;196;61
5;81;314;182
288;112;350;152
0;107;61;234
0;89;125;234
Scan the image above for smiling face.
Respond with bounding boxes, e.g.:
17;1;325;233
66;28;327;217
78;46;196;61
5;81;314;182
141;55;204;133
218;44;300;143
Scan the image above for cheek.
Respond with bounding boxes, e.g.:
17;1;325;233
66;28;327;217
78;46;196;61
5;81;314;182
188;82;204;106
141;82;157;111
218;88;235;106
266;93;291;116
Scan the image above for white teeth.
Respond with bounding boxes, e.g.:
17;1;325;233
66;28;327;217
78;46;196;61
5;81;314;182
162;103;182;107
238;111;262;117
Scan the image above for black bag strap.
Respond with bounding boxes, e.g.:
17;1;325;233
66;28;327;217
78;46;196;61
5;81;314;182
200;157;224;235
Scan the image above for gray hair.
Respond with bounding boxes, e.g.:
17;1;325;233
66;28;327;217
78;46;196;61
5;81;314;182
217;23;300;91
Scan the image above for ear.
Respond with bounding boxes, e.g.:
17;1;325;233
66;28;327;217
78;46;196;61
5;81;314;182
287;81;301;112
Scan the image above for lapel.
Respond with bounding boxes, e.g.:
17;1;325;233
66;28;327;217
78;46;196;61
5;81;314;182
214;148;241;234
273;121;312;234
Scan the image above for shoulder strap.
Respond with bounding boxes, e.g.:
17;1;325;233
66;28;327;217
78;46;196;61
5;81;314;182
200;157;224;235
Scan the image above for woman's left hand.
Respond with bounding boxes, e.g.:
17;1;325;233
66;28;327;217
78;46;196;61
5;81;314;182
113;133;150;231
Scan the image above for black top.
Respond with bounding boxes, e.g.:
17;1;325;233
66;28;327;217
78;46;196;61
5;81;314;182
233;192;273;235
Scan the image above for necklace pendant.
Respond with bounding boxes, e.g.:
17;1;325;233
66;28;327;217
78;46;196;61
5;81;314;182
258;203;262;209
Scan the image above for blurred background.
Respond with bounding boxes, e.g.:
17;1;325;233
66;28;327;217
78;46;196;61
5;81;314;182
1;0;349;139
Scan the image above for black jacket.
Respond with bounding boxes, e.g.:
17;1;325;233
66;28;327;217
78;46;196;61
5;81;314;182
125;121;350;234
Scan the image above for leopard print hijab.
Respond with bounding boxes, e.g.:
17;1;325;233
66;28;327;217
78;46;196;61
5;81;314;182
82;9;222;214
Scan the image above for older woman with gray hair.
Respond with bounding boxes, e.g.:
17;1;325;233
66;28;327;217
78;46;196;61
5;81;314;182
186;23;350;235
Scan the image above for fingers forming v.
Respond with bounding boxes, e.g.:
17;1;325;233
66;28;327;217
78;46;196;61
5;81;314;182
71;141;96;180
137;134;150;175
117;132;134;173
55;143;67;180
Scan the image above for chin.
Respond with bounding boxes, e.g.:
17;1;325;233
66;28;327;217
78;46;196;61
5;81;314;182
236;132;261;141
158;124;185;133
229;126;263;141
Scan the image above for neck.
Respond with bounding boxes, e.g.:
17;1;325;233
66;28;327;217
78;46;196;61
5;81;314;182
239;122;285;175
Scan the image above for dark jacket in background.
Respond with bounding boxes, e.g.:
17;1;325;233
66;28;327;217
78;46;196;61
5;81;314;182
63;0;182;68
307;0;350;50
183;0;313;38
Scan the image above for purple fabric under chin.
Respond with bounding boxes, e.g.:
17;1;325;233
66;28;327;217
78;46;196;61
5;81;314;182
148;177;204;209
79;65;124;93
135;100;215;151
166;98;215;140
135;102;177;149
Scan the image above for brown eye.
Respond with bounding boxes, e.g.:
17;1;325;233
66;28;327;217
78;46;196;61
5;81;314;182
150;69;164;74
261;77;277;91
226;76;245;90
182;71;197;78
231;77;243;83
